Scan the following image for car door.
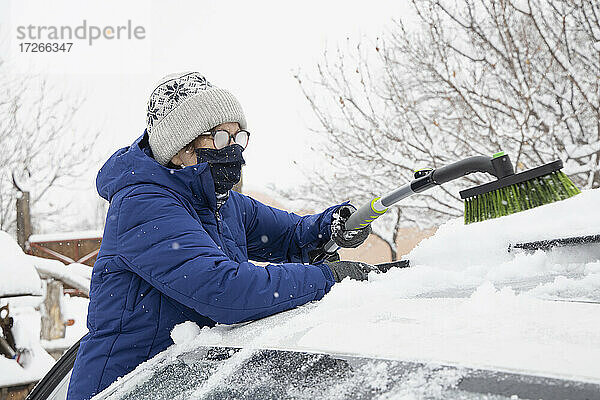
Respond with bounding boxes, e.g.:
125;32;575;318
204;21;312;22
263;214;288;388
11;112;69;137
26;340;79;400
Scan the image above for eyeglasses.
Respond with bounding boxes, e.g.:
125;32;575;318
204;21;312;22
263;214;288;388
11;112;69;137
200;129;250;150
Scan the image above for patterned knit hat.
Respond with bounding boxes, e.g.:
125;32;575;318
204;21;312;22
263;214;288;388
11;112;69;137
146;72;247;165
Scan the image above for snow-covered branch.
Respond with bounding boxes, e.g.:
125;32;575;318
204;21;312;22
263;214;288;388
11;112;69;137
285;0;600;257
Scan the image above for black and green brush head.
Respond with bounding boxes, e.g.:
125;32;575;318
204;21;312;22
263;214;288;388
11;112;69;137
460;160;581;225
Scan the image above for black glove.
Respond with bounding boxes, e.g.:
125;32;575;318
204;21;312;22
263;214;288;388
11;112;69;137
324;260;380;282
308;248;340;264
331;205;371;248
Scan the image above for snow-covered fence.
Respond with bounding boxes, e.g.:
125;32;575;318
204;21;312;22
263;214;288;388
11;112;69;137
31;258;91;298
28;230;102;269
1;231;90;393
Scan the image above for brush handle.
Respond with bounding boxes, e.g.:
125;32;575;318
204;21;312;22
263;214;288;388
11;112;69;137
321;196;390;254
432;156;493;183
321;181;417;254
317;154;512;258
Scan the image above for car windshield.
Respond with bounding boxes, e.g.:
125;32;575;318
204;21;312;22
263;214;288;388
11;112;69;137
93;346;599;400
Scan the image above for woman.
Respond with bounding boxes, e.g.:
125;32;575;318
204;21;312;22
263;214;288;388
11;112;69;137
67;72;371;399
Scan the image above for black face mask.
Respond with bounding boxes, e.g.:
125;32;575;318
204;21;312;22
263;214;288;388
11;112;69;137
196;144;245;194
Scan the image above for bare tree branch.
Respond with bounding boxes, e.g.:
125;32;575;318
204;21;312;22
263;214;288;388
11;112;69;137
281;0;600;257
0;61;102;234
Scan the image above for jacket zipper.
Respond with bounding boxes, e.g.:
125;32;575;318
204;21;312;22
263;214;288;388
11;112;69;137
214;209;229;257
214;210;222;233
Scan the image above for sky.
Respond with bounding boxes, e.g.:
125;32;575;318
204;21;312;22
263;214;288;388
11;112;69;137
0;0;414;231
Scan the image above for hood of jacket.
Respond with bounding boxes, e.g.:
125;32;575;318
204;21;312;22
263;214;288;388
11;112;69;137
96;131;218;210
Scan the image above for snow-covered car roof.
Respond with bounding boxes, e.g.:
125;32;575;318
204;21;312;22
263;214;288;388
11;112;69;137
93;189;600;398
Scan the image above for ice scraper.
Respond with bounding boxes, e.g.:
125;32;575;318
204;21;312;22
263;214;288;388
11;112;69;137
314;152;580;262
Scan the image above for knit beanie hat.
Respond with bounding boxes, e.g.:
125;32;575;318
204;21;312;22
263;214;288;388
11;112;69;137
146;72;247;165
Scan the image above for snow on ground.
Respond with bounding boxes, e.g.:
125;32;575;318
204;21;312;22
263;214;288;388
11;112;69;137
1;293;89;385
0;231;90;385
157;189;600;384
0;231;42;297
0;307;56;387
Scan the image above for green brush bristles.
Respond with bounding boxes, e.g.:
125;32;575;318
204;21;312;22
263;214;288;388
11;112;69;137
464;171;581;224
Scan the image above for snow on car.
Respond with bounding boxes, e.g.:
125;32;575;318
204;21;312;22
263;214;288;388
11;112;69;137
30;189;600;399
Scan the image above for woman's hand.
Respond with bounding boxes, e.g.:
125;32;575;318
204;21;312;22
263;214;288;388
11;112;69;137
330;205;371;248
323;260;380;282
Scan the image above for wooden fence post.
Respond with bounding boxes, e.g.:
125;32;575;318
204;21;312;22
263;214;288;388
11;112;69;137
16;192;32;252
40;279;65;341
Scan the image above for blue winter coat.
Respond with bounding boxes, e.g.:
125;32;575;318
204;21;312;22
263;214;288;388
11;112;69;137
67;132;337;400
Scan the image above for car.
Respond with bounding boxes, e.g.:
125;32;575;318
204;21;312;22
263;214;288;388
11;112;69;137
27;189;600;399
26;339;600;399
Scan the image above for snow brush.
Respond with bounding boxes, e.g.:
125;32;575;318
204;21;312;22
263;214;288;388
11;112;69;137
315;152;580;260
460;153;580;223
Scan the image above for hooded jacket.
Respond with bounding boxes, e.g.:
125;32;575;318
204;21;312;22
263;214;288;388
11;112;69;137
66;132;337;399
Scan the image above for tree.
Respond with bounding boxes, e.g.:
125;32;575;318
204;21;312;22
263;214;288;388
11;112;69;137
288;0;600;259
0;59;101;235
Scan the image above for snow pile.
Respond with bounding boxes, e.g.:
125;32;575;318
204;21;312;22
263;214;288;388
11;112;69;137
409;189;600;270
180;280;600;382
67;263;93;280
171;321;201;345
0;307;56;386
30;256;91;296
61;295;89;342
165;189;600;383
0;231;42;297
0;230;90;385
354;189;600;301
528;261;600;302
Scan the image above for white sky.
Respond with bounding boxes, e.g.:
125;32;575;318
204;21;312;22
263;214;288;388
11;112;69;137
1;0;415;230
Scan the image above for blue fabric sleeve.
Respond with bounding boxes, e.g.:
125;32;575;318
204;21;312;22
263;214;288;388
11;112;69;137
116;188;335;324
234;192;342;264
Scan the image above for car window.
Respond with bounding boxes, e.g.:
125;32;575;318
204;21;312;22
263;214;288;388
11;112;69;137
26;340;79;400
45;371;71;400
93;346;600;400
